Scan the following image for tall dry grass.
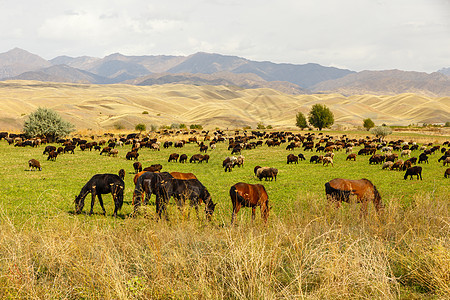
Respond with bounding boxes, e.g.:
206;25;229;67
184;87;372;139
0;192;448;299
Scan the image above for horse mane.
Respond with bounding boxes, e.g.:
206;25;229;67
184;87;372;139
325;181;352;202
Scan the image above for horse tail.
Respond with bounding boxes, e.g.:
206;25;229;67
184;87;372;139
230;185;245;205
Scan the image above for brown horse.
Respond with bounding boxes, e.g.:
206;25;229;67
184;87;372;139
230;182;270;224
170;172;198;180
325;178;384;215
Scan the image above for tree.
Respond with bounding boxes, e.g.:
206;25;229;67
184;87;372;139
308;104;334;131
295;111;308;130
135;123;146;133
23;107;74;142
370;125;392;140
363;118;375;131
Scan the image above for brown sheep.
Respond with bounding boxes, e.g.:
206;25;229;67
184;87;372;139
28;159;42;171
445;168;450;178
346;153;356;161
322;157;334;167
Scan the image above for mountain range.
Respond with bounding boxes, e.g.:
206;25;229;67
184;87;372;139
1;48;449;96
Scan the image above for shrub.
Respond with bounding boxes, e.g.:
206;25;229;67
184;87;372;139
23;107;74;142
370;125;392;140
142;111;149;115
135;123;146;133
257;123;266;129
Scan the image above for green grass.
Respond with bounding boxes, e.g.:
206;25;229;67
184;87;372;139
0;134;448;222
0;132;448;299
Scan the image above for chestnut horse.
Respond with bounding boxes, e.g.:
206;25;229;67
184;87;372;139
325;178;384;215
170;172;198;180
230;182;270;224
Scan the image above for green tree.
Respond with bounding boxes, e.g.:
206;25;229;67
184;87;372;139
308;104;334;131
23;107;74;142
295;111;308;130
257;122;266;129
135;123;146;133
363;118;375;131
370;125;392;140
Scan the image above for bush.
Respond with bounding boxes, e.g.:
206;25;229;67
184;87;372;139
370;125;392;140
23;107;74;142
142;111;149;115
135;123;146;133
257;123;266;130
190;124;203;130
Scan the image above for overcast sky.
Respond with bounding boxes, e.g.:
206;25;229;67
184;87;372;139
1;0;449;72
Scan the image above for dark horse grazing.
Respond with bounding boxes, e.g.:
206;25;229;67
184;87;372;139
325;178;384;215
230;182;270;224
74;174;124;217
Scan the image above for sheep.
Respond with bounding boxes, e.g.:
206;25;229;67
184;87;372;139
404;166;422;180
382;161;394;170
28;159;42;171
322;156;334;167
401;149;411;157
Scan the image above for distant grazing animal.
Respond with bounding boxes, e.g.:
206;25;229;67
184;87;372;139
224;161;234;172
230;182;270;224
401;149;411;157
402;160;412;171
100;147;111;155
390;160;404;171
254;166;262;176
404;166;422;180
200;154;210;163
133;161;142;173
444;168;450;178
325;178;384;215
43;145;56;155
418;153;429;164
47;150;58;161
74;174;124;217
118;169;125;180
190;154;204;163
443;157;450;167
108;149;119;157
322;157;334;167
287;154;298;164
126;151;139;160
179;154;188;163
382;161;393;170
310;155;321;163
256;167;278;181
346;153;357;161
298;153;306;161
28;159;42;171
234;155;245;167
406;157;417;165
168;153;179;162
64;145;76;154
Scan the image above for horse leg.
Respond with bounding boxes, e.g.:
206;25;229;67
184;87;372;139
89;188;96;215
231;204;241;225
251;207;256;223
97;194;106;216
359;200;368;217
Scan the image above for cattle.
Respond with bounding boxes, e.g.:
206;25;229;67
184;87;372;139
74;174;124;217
133;162;143;173
287;154;298;164
404;166;422;180
256;167;278;181
168;153;179;162
230;182;269;224
28;159;42;171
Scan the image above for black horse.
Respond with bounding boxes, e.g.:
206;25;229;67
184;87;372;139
74;174;124;217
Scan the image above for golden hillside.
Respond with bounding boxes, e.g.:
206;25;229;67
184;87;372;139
0;80;448;131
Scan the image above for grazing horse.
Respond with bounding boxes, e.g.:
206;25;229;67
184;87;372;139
325;178;384;215
230;182;270;224
170;172;198;180
74;174;124;217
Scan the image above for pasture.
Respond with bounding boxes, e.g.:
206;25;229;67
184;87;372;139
0;130;448;299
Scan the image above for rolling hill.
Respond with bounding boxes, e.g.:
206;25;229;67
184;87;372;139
0;81;448;132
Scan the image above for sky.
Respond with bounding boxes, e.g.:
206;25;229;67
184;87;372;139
1;0;449;73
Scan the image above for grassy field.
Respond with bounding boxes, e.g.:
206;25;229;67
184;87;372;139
0;130;448;299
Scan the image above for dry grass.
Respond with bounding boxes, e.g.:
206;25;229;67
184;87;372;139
0;192;448;299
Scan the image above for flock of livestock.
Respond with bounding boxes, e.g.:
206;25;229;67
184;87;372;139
1;129;449;223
